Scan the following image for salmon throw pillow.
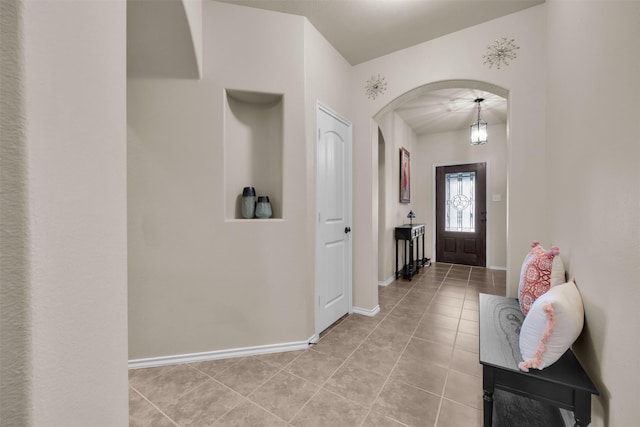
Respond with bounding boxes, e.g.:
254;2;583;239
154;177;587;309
518;241;562;315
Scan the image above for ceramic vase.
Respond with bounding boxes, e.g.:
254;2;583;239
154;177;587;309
241;187;256;218
255;196;272;218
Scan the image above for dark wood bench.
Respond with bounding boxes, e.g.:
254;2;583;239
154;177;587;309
479;293;599;427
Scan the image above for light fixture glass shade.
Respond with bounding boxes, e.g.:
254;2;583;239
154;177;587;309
470;98;488;145
470;119;487;145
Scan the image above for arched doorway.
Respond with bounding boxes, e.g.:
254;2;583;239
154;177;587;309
373;80;509;281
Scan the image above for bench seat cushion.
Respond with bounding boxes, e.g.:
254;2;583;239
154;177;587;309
519;280;584;371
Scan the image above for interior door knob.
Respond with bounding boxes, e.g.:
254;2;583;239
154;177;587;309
344;227;351;234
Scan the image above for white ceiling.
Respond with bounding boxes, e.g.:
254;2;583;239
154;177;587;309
215;0;533;134
215;0;542;65
394;88;507;135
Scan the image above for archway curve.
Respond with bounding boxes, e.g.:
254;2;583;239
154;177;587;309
371;78;510;277
373;79;509;122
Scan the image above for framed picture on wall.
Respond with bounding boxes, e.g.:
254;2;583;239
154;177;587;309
400;147;410;203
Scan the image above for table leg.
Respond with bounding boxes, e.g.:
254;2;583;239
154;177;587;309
395;239;399;279
482;366;495;427
416;234;421;270
408;237;414;280
405;240;409;279
416;235;421;273
573;390;591;426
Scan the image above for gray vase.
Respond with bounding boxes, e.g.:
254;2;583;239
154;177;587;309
255;196;272;218
241;187;256;218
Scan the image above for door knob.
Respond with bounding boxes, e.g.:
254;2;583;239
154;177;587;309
344;227;351;234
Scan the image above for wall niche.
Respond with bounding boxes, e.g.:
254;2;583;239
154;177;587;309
224;89;283;220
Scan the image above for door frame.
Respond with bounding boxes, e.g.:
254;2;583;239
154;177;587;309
314;101;353;340
432;161;491;266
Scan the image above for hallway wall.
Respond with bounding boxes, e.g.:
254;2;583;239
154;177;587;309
128;1;352;360
351;5;549;304
545;1;640;425
0;0;128;424
376;112;417;282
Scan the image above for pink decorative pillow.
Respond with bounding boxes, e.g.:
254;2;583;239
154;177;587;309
518;241;561;315
518;280;584;371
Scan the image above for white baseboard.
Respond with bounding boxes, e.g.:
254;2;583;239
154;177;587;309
128;336;314;370
378;276;396;287
352;304;381;317
488;265;507;271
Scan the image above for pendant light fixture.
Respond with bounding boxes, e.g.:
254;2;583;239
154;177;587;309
470;98;487;145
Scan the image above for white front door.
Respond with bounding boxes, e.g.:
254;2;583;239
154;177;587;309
315;102;352;335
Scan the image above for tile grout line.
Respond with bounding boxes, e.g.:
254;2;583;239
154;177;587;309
410;264;464;425
288;276;423;426
224;351;312;425
179;365;250;425
246;351;319;425
129;384;181;427
291;265;441;426
131;364;222;426
183;358;297;425
359;264;453;427
439;265;497;423
132;327;328;425
434;265;473;426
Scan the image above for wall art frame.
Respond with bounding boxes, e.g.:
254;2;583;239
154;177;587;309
399;147;410;203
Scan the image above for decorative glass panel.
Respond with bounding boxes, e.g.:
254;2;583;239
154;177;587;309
445;172;475;232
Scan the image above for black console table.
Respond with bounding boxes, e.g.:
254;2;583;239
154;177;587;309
479;294;599;427
394;223;429;280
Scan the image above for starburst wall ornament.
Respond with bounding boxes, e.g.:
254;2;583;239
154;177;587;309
365;74;387;99
483;38;520;69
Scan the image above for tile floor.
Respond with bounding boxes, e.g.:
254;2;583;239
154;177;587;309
129;263;506;426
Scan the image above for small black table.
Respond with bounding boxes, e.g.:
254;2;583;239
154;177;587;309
394;223;428;280
479;294;599;427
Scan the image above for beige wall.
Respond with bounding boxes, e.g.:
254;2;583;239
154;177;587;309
128;2;353;360
545;1;640;425
352;5;549;306
1;2;30;422
0;0;128;424
377;112;418;282
182;0;203;77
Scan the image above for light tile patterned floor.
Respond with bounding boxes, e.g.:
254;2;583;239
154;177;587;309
129;263;506;426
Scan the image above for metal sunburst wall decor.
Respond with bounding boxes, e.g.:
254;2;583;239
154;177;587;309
482;37;520;69
365;74;387;99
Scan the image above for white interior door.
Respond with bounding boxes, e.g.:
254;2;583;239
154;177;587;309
316;102;352;335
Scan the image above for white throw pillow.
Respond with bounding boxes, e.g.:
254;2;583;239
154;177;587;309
518;280;584;371
550;255;566;287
